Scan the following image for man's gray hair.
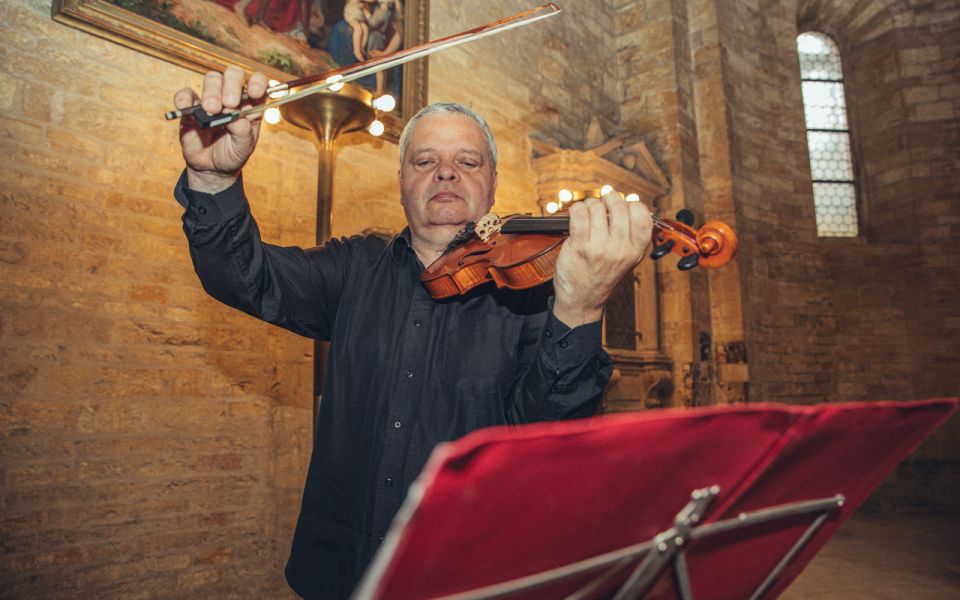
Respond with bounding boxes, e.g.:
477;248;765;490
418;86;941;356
398;103;498;171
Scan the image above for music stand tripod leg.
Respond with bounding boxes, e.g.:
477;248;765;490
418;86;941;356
612;486;718;600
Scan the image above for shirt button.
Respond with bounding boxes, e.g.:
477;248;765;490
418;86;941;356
378;536;384;544
414;319;422;327
405;370;413;378
385;478;393;486
559;339;569;348
394;421;402;429
545;329;553;338
197;205;208;215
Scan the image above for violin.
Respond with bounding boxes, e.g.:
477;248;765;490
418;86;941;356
421;210;738;299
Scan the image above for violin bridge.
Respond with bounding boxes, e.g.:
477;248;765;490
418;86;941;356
475;213;502;243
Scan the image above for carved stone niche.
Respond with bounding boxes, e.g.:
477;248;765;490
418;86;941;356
529;131;674;412
603;352;674;412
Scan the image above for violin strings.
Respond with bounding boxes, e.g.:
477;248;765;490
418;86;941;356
651;215;680;234
532;213;681;234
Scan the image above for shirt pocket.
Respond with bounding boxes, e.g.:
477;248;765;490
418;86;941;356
441;312;523;393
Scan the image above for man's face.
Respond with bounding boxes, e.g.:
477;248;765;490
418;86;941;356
398;113;497;242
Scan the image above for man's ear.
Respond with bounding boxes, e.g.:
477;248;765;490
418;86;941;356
488;170;499;209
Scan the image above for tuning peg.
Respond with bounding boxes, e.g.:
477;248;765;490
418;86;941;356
676;209;695;226
650;239;675;260
678;253;700;270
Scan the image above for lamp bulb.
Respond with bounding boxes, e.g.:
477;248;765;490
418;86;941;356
368;119;385;137
264;107;282;125
373;94;396;112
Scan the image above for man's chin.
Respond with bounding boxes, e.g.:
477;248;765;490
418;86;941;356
427;209;472;229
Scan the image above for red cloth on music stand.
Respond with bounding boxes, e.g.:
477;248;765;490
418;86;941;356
355;399;956;600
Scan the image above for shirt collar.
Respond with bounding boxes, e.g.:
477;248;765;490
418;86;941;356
390;227;415;264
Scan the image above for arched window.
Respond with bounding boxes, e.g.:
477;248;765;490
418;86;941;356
797;32;858;237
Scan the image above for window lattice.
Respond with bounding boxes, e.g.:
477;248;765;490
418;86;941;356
798;32;858;237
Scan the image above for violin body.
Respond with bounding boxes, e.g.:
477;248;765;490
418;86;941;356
421;218;565;299
421;211;738;300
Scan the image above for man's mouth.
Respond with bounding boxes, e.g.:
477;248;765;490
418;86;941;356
430;191;463;202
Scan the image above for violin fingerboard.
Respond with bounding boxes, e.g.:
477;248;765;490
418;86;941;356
501;217;569;234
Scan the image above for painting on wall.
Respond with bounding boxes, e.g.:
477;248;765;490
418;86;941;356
52;0;428;135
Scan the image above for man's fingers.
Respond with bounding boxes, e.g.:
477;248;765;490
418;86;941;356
627;200;653;253
201;71;224;115
222;66;246;108
247;72;269;100
568;200;589;244
584;197;608;242
173;87;199;110
603;191;630;244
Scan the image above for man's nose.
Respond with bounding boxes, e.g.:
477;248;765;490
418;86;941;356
434;161;459;181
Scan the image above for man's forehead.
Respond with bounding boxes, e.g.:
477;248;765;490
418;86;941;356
408;113;485;146
410;146;482;156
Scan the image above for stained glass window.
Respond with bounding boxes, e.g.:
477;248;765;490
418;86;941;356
798;32;859;237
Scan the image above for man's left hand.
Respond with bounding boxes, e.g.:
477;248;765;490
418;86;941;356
552;191;653;328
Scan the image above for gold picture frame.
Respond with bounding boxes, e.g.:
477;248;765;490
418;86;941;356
52;0;429;140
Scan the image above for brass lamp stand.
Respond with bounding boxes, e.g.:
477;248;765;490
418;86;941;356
279;83;376;419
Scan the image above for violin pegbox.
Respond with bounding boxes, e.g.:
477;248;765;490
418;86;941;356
475;213;503;243
650;210;739;270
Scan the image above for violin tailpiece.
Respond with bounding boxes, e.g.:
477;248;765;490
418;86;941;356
444;222;478;253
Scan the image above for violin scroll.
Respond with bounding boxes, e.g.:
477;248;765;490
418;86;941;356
650;212;738;270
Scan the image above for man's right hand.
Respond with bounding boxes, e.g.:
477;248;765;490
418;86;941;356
173;66;269;194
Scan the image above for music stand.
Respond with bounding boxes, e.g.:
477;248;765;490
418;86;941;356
353;398;957;600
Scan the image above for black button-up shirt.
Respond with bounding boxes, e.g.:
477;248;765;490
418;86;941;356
174;173;612;598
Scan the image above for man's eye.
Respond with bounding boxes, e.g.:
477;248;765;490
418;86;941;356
415;160;435;167
460;161;478;168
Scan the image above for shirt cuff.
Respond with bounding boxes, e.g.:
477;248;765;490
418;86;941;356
173;169;248;225
542;310;603;371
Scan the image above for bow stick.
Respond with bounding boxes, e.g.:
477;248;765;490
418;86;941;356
166;3;562;129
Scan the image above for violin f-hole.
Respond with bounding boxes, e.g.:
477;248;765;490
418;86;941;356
457;245;495;266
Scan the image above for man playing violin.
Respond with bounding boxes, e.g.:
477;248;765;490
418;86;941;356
172;66;653;599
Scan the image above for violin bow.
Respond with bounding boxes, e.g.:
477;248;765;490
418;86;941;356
166;3;563;129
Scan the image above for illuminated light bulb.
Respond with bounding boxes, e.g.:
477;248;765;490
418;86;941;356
545;201;560;214
264;107;282;125
558;189;573;203
326;74;345;92
373;94;396;112
600;184;614;196
368;119;385;137
268;80;287;99
625;193;640;203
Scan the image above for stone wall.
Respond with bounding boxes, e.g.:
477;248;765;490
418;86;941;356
713;0;960;511
0;0;326;595
1;0;957;597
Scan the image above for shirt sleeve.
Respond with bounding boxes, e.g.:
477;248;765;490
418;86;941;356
174;170;351;340
505;295;613;423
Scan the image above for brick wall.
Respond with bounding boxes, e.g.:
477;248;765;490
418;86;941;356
0;0;322;595
715;0;960;511
1;0;958;596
